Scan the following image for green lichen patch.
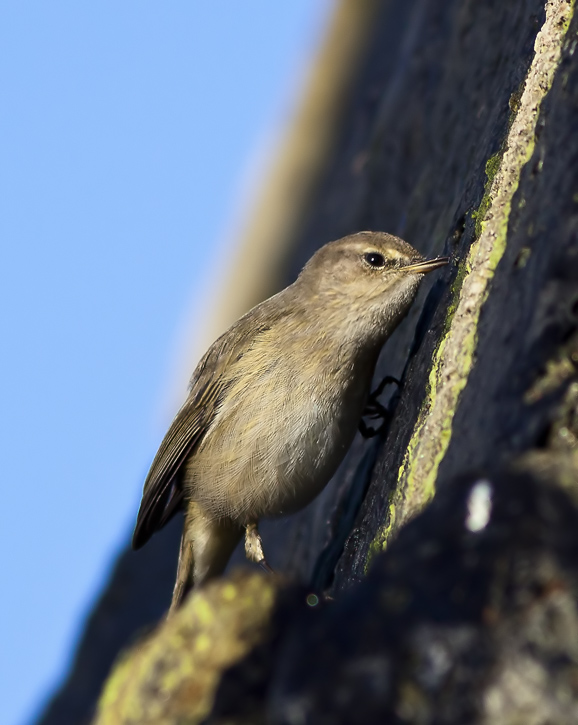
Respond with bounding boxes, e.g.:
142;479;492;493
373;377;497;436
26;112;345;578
471;152;501;239
367;503;396;570
93;570;276;725
525;356;576;405
514;246;532;268
525;328;578;407
366;0;576;563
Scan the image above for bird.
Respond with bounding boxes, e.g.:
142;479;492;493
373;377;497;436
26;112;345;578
132;231;448;613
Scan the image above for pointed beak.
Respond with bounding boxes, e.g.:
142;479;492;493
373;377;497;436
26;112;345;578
401;256;450;274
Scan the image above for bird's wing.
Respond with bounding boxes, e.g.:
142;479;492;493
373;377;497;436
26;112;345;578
131;302;286;550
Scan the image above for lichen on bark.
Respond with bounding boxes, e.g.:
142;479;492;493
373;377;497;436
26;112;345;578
93;571;276;725
367;0;576;564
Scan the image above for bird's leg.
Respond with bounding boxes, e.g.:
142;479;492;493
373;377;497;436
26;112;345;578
359;375;400;438
245;522;274;573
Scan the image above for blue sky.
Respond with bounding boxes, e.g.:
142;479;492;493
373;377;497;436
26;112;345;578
0;3;330;723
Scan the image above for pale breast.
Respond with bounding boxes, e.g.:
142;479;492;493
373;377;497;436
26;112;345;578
183;332;375;524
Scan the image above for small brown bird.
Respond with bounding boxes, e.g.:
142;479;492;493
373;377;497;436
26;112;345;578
133;231;448;613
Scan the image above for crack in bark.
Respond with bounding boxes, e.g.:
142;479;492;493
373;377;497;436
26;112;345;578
370;0;576;559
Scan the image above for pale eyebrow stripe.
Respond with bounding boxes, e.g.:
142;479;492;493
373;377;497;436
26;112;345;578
385;248;408;260
362;247;399;256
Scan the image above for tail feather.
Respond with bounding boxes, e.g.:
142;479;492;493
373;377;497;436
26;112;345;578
167;503;244;616
169;531;195;616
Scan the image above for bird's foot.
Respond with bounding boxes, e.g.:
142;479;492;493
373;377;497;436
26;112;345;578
359;375;400;438
245;522;274;573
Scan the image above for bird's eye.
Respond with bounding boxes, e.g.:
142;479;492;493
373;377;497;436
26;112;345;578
363;251;386;268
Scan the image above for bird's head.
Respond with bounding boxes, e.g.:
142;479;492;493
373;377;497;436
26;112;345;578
297;231;449;343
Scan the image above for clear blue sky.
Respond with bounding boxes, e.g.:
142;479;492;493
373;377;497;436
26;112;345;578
0;3;330;724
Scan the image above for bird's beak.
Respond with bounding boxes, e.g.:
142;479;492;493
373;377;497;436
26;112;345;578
401;256;450;274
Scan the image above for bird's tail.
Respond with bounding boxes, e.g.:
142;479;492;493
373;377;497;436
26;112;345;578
168;503;244;616
169;529;195;616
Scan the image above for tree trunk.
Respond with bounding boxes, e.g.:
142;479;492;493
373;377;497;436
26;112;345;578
39;1;578;723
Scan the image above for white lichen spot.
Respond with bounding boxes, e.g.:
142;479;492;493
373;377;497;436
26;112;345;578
466;479;493;532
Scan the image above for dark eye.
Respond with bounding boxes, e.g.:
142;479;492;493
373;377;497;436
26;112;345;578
363;251;386;268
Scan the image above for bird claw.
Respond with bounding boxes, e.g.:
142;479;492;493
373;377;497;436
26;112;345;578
259;559;274;574
359;375;400;438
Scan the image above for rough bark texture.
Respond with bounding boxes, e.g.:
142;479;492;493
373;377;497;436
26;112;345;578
38;0;578;723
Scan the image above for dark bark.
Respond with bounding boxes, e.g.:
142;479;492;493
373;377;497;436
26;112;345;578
38;1;578;723
214;468;578;724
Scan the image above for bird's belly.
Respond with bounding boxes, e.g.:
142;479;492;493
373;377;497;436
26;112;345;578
266;403;358;516
185;373;368;523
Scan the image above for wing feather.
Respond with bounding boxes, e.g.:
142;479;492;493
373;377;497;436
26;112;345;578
131;377;225;548
131;304;285;550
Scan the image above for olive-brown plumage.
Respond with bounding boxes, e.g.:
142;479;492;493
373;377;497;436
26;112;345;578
133;231;448;613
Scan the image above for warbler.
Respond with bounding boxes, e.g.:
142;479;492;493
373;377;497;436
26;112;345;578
132;231;448;613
